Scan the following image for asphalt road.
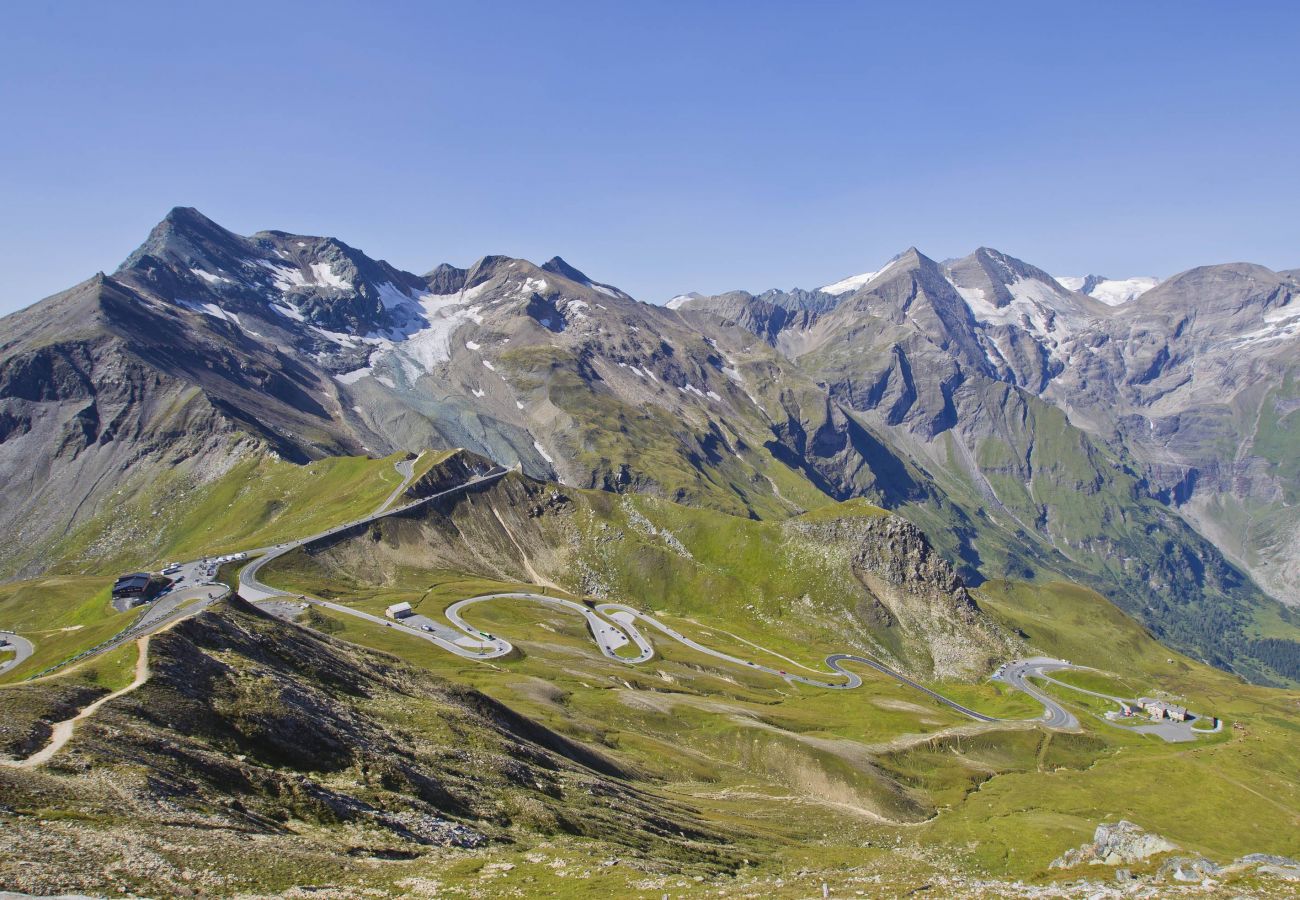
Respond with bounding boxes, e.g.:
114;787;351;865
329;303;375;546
376;452;423;515
992;658;1080;730
1014;664;1209;743
78;584;230;664
447;593;653;662
9;467;505;682
0;631;34;673
239;466;508;603
596;603;997;722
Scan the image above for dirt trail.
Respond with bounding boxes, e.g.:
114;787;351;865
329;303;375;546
1;613;192;768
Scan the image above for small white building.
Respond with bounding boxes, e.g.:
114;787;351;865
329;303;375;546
385;602;413;619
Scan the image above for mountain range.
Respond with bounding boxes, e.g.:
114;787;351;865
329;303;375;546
1;207;1296;685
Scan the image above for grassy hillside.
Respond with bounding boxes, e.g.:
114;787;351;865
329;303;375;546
498;344;832;520
0;576;125;681
2;469;1297;895
256;548;1300;890
263;474;1014;680
33;450;415;577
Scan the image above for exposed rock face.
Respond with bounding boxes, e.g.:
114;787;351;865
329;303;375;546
786;514;1019;678
1051;821;1179;868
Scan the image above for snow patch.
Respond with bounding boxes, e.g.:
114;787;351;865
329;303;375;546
310;262;350;289
665;294;694;309
465;340;481;351
271;302;305;322
1055;275;1160;305
958;277;1060;337
311;326;359;347
1236;297;1300;345
390;292;477;373
180;299;241;325
472;388;486;398
377;281;417;310
533;440;555;465
820;256;903;295
190;268;229;285
334;368;372;384
482;359;496;372
255;259;310;291
820;270;878;295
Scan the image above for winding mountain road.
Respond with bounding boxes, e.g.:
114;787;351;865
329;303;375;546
239;466;507;603
992;658;1080;730
263;587;1063;728
0;632;34;673
376;452;424;514
229;465;1080;729
3;466;1090;769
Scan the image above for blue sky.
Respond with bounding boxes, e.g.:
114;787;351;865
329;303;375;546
1;1;1297;314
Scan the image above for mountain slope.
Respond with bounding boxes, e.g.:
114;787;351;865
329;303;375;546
677;248;1300;684
0;597;739;895
1;209;1296;685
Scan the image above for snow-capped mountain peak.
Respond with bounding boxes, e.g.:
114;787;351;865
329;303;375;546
818;251;919;295
1055;274;1160;306
820;270;880;296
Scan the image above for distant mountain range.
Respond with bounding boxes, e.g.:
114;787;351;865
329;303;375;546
1;208;1296;684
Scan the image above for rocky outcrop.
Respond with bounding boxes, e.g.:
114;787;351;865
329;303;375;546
787;512;1019;679
1051;821;1179;868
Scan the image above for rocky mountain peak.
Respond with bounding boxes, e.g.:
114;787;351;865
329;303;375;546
947;247;1075;312
118;206;247;274
540;256;592;284
465;255;516;289
425;262;468;295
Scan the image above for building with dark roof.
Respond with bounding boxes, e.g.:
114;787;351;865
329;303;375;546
111;572;153;599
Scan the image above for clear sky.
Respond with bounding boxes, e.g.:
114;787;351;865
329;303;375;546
1;1;1297;314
